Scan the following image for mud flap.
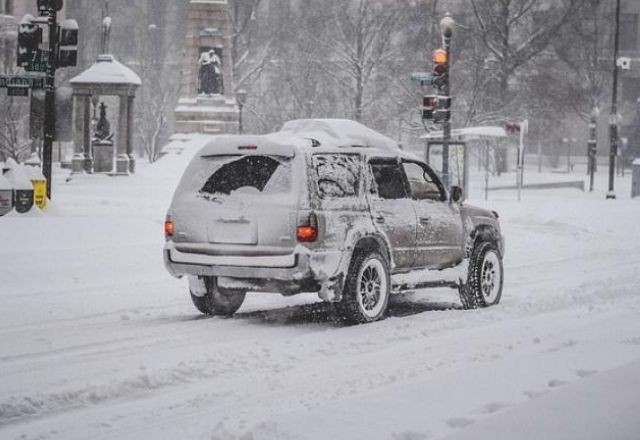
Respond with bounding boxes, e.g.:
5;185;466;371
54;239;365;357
318;272;345;302
188;275;208;297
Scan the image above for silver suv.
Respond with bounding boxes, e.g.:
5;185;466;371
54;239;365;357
164;119;504;323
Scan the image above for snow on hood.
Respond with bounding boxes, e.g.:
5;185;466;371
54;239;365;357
279;119;401;152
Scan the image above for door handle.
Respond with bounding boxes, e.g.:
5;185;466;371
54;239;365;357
419;216;431;225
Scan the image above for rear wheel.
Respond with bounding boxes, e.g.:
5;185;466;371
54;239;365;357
459;241;503;309
336;250;390;324
190;277;246;316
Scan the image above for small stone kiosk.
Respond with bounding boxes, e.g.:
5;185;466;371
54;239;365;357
69;17;141;174
174;0;240;134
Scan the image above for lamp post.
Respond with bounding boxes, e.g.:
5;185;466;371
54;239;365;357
439;13;455;190
568;137;576;173
588;106;599;192
607;0;622;199
236;89;247;134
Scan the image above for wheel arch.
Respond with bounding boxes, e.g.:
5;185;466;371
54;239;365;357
351;234;392;266
468;225;503;258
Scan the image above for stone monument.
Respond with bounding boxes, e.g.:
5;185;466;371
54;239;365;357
174;0;240;134
69;14;140;175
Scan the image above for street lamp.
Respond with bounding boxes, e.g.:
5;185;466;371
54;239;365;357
236;89;248;134
439;12;455;190
440;14;455;38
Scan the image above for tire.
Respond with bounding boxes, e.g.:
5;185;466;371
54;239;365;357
335;250;390;324
459;241;504;309
190;277;246;316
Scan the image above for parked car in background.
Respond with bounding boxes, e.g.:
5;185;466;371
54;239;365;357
164;119;504;323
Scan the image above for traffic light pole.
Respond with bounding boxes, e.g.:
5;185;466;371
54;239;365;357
42;6;57;200
441;33;451;190
607;0;621;200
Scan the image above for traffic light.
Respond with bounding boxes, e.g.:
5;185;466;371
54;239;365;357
505;122;521;135
435;95;451;122
422;95;436;120
17;16;42;68
431;48;448;90
58;19;79;67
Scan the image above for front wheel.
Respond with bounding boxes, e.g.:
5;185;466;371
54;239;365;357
190;277;246;316
335;250;390;324
459;241;504;309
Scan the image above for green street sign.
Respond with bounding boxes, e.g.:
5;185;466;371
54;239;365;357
25;50;50;73
410;72;436;86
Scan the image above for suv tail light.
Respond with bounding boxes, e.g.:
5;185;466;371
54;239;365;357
164;218;174;238
297;213;318;243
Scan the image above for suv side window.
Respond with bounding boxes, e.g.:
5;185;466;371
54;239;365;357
312;153;361;199
370;160;409;200
402;161;446;201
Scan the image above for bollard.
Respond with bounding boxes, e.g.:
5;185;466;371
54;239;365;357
633;159;640;198
24;165;47;209
4;159;34;214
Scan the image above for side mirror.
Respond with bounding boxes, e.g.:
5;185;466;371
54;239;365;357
450;185;463;203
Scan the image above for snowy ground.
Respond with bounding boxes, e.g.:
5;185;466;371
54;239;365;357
1;142;640;440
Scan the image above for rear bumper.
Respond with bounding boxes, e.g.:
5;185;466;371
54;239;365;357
163;242;345;296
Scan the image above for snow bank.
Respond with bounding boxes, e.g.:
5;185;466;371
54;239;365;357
3;158;33;190
0;172;11;190
443;360;640;440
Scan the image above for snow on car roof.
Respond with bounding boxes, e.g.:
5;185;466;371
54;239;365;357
279;119;401;152
194;119;419;161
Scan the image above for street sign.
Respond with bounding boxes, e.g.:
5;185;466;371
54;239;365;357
411;72;436;86
0;75;46;90
8;86;29;97
25;50;50;73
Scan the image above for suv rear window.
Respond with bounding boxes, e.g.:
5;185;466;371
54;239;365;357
199;155;291;198
312;154;360;199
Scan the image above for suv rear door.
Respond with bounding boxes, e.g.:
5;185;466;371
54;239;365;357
170;151;302;259
368;158;417;270
402;160;464;268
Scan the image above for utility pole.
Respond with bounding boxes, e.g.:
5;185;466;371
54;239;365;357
42;4;58;200
410;14;455;189
607;0;621;200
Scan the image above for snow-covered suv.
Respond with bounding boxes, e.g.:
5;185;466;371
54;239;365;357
164;119;504;323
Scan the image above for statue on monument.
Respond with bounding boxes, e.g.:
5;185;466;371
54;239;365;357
95;102;113;142
197;49;223;96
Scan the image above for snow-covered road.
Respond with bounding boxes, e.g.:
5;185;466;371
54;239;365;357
1;155;639;440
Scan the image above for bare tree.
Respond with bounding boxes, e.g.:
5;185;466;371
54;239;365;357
139;91;169;163
554;0;610;121
469;0;580;114
0;96;30;162
307;0;406;122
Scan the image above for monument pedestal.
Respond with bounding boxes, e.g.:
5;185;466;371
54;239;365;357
175;95;240;134
93;140;114;173
174;0;240;135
